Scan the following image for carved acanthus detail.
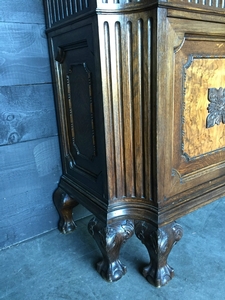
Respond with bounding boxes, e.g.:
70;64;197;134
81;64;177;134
88;218;134;282
135;221;183;287
206;87;225;128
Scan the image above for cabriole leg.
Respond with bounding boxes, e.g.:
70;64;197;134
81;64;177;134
88;218;134;282
135;221;183;287
53;187;79;234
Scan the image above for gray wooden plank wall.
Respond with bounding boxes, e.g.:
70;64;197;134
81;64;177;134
0;0;61;250
0;0;90;251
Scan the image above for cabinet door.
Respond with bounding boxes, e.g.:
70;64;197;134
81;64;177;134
51;22;106;198
157;13;225;210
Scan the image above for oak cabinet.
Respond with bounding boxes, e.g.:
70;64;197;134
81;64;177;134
44;0;225;287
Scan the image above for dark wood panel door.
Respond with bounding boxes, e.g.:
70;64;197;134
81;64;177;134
51;22;106;198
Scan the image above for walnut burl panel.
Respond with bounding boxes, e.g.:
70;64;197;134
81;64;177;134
183;57;225;158
168;22;225;207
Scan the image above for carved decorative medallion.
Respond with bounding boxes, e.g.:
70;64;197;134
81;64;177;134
206;87;225;128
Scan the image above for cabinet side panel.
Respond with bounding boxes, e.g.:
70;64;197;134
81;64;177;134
48;19;107;208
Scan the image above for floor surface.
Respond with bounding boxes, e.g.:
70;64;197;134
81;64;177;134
1;197;225;300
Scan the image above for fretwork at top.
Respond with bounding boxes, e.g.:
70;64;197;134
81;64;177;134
44;0;225;29
44;0;92;28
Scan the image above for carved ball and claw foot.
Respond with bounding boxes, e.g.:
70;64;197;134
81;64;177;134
53;187;79;234
88;218;134;282
135;221;183;287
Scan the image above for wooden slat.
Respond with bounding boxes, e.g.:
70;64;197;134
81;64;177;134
0;187;59;250
0;84;58;146
0;23;51;86
0;0;74;250
44;0;91;28
0;137;61;249
0;0;45;24
0;136;91;250
0;137;61;198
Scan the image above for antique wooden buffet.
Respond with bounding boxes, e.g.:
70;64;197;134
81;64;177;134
44;0;225;287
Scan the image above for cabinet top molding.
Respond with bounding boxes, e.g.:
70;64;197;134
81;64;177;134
44;0;225;29
97;0;225;10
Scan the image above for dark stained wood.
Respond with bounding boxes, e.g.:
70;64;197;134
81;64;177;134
0;23;51;86
88;218;134;282
46;18;108;207
53;187;79;234
44;0;225;287
135;221;183;287
0;84;58;146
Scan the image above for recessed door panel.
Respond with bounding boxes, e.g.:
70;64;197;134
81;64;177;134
52;24;105;195
158;18;225;203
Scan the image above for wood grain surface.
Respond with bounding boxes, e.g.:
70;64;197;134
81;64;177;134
0;84;58;146
183;57;225;158
43;0;225;287
0;0;45;24
0;1;66;250
0;23;51;86
0;137;61;249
